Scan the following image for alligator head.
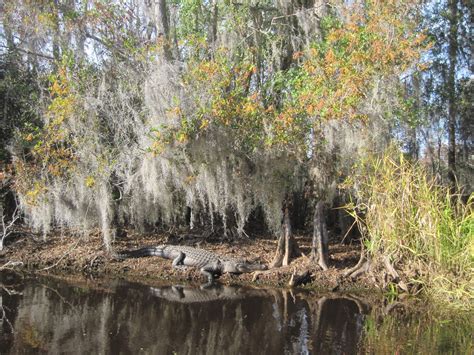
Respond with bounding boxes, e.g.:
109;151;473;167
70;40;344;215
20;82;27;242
222;261;268;274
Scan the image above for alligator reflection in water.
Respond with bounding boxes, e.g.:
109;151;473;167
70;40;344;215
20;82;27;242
149;283;271;303
0;276;370;354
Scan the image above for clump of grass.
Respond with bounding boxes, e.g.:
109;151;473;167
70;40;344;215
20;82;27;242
345;147;473;308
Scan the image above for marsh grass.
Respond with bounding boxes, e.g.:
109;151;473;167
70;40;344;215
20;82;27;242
346;148;473;308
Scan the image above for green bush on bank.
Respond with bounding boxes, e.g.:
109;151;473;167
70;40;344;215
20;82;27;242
346;147;473;308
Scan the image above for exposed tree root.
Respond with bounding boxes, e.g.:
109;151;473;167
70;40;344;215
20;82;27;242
344;249;411;294
344;243;369;278
270;234;301;268
344;257;371;279
310;251;329;271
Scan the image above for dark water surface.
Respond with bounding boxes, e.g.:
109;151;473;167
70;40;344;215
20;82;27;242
0;275;472;354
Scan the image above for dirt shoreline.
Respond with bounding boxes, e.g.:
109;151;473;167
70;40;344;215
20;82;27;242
0;230;373;291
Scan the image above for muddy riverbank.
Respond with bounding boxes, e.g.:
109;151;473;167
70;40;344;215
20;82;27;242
0;229;371;291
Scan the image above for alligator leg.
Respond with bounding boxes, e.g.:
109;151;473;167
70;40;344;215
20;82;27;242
200;267;216;284
172;252;186;268
200;262;222;284
201;259;224;283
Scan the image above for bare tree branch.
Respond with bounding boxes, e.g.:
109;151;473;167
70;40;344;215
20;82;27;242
1;206;20;251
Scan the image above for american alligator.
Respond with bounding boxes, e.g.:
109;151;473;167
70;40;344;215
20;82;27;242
117;245;267;282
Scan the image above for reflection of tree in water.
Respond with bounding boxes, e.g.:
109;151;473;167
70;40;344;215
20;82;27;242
271;290;369;354
123;286;286;354
1;277;370;354
307;295;368;354
0;272;23;352
288;306;311;354
149;285;368;354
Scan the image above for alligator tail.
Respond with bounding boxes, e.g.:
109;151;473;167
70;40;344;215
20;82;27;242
116;247;159;259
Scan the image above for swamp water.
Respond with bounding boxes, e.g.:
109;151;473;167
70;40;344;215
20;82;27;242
0;275;472;354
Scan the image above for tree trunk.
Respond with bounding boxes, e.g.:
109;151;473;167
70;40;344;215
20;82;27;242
156;0;172;61
270;228;285;268
282;206;292;266
52;0;61;63
408;73;420;160
270;204;300;268
76;0;89;62
447;0;458;188
211;0;218;45
311;201;328;270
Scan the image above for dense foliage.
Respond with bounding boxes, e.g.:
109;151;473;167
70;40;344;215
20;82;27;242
345;147;473;306
0;0;472;305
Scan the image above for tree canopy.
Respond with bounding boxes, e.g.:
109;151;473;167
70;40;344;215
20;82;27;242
0;0;470;254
